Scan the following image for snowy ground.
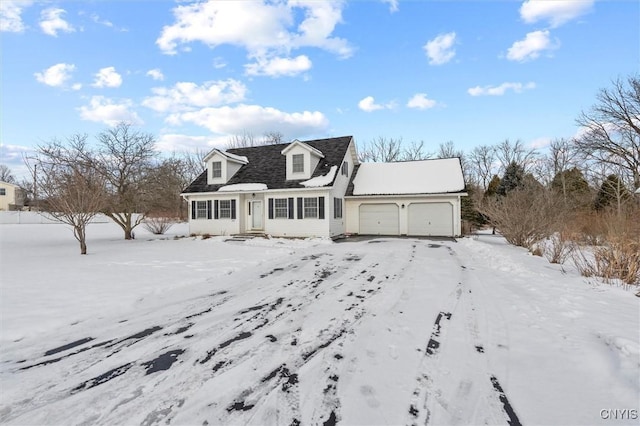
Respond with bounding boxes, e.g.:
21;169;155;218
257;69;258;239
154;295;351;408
0;222;638;425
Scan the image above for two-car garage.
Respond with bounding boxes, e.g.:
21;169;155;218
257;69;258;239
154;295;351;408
345;158;467;238
355;201;456;237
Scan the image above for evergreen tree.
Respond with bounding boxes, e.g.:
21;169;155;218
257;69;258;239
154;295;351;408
485;175;501;197
461;184;486;231
594;175;631;211
497;162;525;196
551;167;591;207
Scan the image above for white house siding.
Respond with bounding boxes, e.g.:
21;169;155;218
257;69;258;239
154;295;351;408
283;144;321;181
187;189;335;238
262;189;332;238
187;193;242;236
328;141;357;237
345;194;463;237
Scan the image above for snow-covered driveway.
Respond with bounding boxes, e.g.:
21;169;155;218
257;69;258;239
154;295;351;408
1;225;638;425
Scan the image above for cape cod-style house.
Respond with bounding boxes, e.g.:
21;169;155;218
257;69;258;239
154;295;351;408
181;136;466;238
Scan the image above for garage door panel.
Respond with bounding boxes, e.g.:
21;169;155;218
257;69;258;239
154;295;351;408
408;202;453;236
359;204;399;235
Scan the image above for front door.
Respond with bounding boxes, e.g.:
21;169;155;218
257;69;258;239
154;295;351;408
251;200;263;230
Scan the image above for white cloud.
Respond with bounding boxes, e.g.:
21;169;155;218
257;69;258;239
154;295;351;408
358;96;396;112
146;69;165;81
166;104;329;137
0;143;33;166
506;30;557;62
92;67;123;88
142;79;247;113
424;32;456;65
155;134;226;153
467;81;536;96
156;0;352;63
39;7;75;37
78;96;142;126
245;55;312;77
520;0;594;28
1;0;33;33
529;137;551;149
358;96;384;112
34;63;76;88
382;0;399;13
91;13;113;28
213;57;227;69
407;93;437;110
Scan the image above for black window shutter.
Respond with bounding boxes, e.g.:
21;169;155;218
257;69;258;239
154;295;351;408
207;200;212;219
333;197;337;219
297;197;303;219
318;196;325;219
231;199;236;219
191;201;196;220
248;201;251;215
214;200;219;219
288;198;294;219
268;198;274;219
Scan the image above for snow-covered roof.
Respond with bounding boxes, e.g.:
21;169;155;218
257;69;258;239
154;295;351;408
351;158;465;195
300;165;337;188
218;183;268;192
203;149;249;164
280;140;325;158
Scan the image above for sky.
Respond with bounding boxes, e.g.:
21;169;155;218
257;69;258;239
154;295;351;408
1;0;638;179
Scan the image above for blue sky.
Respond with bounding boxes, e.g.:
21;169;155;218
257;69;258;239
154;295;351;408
1;0;638;178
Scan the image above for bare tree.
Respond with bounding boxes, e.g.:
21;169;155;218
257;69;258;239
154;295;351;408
179;148;207;186
263;131;285;144
494;139;538;174
401;140;433;161
0;164;16;183
226;130;284;149
436;141;470;183
574;74;640;189
468;145;497;190
29;136;106;254
359;137;403;162
95;122;158;240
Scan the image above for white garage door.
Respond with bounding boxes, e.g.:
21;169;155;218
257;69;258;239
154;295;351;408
359;204;399;235
408;202;453;237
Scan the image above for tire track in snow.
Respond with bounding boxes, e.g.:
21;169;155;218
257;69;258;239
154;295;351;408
2;244;406;425
407;241;521;426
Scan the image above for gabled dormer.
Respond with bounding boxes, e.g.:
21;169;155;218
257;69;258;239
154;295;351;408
281;139;325;180
203;149;249;185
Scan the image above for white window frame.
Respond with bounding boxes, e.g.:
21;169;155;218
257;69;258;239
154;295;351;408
196;201;208;219
303;197;318;218
212;161;222;178
292;154;304;173
274;198;288;219
219;200;231;218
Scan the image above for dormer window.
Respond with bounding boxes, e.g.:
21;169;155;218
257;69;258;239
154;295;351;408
212;161;222;178
292;154;304;173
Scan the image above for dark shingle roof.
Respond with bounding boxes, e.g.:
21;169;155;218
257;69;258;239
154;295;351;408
183;136;353;194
